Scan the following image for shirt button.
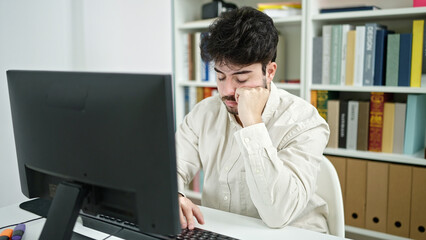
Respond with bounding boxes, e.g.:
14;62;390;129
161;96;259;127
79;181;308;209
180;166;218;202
244;138;250;143
224;195;228;201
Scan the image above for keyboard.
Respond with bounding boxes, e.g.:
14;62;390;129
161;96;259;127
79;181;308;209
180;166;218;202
83;213;240;240
168;227;239;240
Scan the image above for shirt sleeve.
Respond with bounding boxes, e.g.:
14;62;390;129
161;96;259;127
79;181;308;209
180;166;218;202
234;120;329;228
175;113;202;194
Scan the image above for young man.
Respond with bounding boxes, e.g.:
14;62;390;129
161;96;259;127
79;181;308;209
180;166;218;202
176;7;330;233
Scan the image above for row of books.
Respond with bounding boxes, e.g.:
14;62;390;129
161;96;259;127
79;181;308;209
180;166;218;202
328;155;426;238
312;20;426;87
184;87;218;115
312;90;426;155
183;33;287;83
183;32;216;82
257;2;301;18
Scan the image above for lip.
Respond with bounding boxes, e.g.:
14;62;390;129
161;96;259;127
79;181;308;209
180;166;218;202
225;100;237;107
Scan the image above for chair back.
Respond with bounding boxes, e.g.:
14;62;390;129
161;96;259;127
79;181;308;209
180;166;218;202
316;156;345;237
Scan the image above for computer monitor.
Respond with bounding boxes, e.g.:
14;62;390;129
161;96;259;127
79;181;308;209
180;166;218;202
7;70;180;239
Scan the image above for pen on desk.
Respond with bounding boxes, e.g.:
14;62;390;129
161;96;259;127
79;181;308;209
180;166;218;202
11;224;25;240
0;228;13;240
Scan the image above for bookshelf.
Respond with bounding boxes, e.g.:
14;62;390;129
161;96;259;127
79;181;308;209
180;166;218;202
172;0;426;239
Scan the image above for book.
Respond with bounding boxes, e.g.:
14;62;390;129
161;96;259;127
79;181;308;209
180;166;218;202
327;100;340;148
340;25;355;85
357;101;370;151
184;87;190;115
338;101;348;148
404;94;426;155
312;36;323;84
398;33;413;87
345;30;356;86
363;23;386;86
382;102;395;153
413;0;426;7
188;34;194;80
368;92;392;152
320;5;380;13
317;90;338;120
330;25;343;85
196;87;204;103
275;35;286;82
311;90;318;108
354;26;366;86
346;101;359;150
385;34;400;86
411;20;424;88
322;25;332;85
194;32;202;82
392;103;406;154
374;29;392;86
423;20;426;87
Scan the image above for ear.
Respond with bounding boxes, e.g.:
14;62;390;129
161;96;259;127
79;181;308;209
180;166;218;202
266;62;277;84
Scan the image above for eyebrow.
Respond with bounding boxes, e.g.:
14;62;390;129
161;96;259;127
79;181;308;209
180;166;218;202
214;67;252;75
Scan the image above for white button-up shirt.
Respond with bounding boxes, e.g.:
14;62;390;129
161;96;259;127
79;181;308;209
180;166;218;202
176;83;330;233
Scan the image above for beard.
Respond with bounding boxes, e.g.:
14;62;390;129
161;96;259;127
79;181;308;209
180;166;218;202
221;76;268;115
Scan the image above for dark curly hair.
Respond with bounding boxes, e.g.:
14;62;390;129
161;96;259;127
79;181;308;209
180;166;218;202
200;7;279;75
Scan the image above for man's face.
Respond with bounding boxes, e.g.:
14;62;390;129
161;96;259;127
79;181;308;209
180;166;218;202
214;62;275;115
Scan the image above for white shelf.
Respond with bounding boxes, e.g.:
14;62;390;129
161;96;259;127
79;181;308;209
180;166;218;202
311;84;426;94
312;7;426;22
275;83;301;90
178;16;302;30
324;148;426;166
179;81;217;88
345;226;411;240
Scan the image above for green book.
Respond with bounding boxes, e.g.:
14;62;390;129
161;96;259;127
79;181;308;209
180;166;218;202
385;34;400;86
330;25;343;85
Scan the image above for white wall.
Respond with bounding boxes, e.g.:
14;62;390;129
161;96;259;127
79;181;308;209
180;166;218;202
0;0;172;207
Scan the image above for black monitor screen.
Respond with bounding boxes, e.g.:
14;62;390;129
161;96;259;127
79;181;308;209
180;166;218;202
7;70;180;239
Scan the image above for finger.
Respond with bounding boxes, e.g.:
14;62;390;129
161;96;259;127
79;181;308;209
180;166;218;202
182;205;195;229
192;205;205;225
179;206;187;229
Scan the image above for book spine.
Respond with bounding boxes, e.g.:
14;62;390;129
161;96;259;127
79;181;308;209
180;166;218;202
340;25;354;85
368;92;389;152
354;26;365;86
194;32;202;82
363;23;385;86
373;29;388;86
327;100;340;148
330;25;342;85
392;103;406;154
345;30;356;86
338;101;348;148
357;101;370;151
382;102;395;153
346;101;359;150
398;34;413;87
322;25;332;85
385;34;400;86
184;87;190;115
311;90;318;108
411;20;424;87
423;21;426;87
312;37;323;84
317;90;329;120
404;94;426;154
188;34;194;80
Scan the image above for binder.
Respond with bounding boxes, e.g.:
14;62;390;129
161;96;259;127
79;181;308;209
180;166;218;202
410;167;426;239
327;155;346;205
387;164;412;237
365;161;389;232
345;158;367;227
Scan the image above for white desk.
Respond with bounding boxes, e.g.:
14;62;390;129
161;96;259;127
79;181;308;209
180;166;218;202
0;201;345;240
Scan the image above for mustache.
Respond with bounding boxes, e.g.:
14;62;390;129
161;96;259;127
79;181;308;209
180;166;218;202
222;95;236;101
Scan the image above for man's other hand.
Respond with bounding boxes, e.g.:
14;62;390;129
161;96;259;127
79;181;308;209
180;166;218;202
178;194;205;229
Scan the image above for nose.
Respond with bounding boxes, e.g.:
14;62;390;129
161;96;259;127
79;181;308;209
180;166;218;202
220;77;237;97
